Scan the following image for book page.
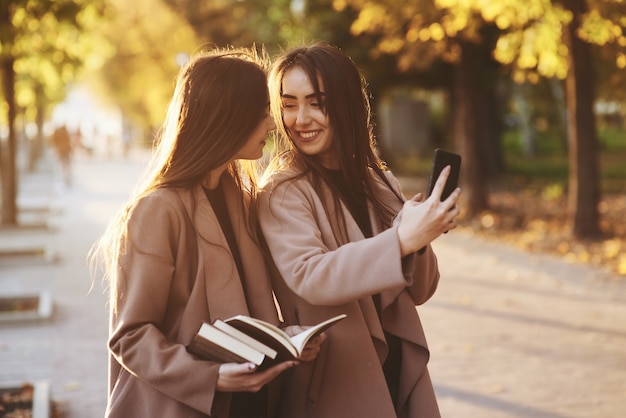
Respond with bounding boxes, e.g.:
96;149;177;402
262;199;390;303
225;313;347;360
289;314;347;355
190;323;266;365
213;320;278;359
225;316;298;358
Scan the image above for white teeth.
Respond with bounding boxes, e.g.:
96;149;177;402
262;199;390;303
300;131;318;139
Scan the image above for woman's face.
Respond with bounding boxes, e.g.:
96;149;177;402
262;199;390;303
281;66;336;168
234;104;276;161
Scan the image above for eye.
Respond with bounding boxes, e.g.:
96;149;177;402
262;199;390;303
311;98;326;108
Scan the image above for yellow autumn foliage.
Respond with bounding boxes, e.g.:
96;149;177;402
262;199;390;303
342;0;626;98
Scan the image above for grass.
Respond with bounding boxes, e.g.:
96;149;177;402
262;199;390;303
392;127;626;194
502;127;626;194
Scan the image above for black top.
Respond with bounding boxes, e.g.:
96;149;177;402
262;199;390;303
322;169;402;409
203;184;268;418
204;185;246;291
323;168;372;238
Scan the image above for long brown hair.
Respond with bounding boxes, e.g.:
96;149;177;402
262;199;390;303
90;47;270;311
266;43;402;240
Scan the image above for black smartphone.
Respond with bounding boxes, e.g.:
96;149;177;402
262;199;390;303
417;149;461;255
426;148;462;201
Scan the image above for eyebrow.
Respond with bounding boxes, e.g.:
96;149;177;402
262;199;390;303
281;93;326;99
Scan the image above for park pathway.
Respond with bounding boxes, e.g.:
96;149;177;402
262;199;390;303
1;150;624;417
424;232;625;417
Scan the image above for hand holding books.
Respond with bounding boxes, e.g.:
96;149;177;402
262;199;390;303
188;314;347;368
212;322;334;392
283;324;328;362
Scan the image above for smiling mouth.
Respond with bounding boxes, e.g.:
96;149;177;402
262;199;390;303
299;130;320;139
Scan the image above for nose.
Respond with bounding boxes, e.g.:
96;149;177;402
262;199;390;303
296;106;311;126
267;117;277;132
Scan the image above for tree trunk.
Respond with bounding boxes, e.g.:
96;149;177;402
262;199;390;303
0;0;18;226
561;0;602;238
28;84;46;172
452;39;489;217
0;55;18;226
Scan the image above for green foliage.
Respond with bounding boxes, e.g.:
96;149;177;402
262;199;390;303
394;126;626;194
0;0;111;124
599;126;626;150
502;127;626;193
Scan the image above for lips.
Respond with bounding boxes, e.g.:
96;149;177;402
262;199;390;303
297;130;321;141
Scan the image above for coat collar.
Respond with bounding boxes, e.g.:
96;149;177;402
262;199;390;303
178;175;278;324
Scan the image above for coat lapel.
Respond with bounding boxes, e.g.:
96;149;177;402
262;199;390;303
220;176;278;324
179;184;250;321
337;171;431;407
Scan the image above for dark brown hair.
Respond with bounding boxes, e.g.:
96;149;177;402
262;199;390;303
267;43;402;239
154;48;269;190
91;47;270;312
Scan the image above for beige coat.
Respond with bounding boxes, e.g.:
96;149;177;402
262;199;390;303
259;167;441;418
106;175;280;418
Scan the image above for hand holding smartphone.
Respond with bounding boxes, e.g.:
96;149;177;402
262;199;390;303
426;149;462;201
417;148;462;254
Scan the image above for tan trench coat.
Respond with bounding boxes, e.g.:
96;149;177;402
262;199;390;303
259;167;442;418
106;175;281;418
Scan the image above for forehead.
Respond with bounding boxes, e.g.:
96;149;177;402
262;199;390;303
281;66;324;95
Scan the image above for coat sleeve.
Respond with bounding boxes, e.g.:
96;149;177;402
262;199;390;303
108;192;225;415
386;171;440;305
259;177;426;306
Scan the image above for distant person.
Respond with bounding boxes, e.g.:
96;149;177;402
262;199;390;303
71;127;85;155
258;43;461;417
89;48;325;418
50;124;72;187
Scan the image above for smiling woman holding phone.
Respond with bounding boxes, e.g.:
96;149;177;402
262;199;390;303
257;43;462;417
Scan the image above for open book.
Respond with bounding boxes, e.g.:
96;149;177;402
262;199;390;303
187;313;347;368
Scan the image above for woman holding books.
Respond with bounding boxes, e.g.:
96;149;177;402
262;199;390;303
90;48;322;418
257;43;461;417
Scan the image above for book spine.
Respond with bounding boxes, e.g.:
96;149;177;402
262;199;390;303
187;336;249;364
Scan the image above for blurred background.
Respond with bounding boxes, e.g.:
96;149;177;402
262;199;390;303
1;0;625;275
1;2;625;416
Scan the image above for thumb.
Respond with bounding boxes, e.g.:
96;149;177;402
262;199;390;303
221;362;258;375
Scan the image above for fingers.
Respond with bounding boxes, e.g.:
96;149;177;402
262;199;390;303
220;362;259;376
445;218;457;233
443;186;461;207
443;202;461;233
217;361;297;392
299;333;326;361
429;166;451;201
261;361;298;378
283;325;306;337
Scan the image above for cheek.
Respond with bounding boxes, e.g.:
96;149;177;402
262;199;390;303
316;110;328;124
282;111;296;127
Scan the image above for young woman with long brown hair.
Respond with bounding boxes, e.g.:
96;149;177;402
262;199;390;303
90;48;323;418
258;43;461;418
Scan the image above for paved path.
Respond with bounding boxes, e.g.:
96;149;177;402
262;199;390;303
1;151;148;417
425;233;626;417
1;152;624;417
